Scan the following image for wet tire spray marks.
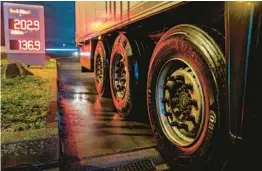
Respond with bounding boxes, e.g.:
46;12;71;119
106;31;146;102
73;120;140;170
57;57;165;170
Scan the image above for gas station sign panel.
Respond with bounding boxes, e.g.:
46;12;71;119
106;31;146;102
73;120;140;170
4;3;45;54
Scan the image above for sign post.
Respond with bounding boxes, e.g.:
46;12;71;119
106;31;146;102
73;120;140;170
3;3;45;67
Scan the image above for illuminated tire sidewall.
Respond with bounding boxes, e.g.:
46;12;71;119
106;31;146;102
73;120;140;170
110;34;133;116
94;41;107;96
147;25;226;170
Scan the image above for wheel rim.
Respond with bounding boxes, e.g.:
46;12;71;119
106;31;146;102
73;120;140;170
112;53;127;99
95;54;104;85
156;58;205;147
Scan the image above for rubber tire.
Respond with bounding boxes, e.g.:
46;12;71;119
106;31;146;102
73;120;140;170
147;25;227;171
94;40;110;96
109;34;134;117
109;33;152;118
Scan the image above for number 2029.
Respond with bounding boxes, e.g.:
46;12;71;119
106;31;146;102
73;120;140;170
14;19;40;31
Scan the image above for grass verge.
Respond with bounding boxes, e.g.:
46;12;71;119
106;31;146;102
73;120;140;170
1;59;57;132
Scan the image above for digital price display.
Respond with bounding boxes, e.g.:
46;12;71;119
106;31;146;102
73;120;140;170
3;3;45;54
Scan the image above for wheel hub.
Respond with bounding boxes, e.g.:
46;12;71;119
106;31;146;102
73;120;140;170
95;54;104;84
178;92;189;110
156;59;205;147
112;54;127;99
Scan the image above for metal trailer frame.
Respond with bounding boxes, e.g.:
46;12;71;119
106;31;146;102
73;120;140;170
225;1;261;148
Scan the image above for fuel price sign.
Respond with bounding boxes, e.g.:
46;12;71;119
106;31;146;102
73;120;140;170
3;3;45;66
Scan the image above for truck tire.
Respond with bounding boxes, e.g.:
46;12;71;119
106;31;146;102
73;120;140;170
147;25;227;171
110;33;153;118
94;40;110;96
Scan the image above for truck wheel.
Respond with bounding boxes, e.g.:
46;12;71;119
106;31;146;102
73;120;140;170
94;40;110;96
147;25;226;170
110;33;152;117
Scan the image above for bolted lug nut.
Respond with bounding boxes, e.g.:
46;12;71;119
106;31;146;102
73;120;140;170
186;84;193;91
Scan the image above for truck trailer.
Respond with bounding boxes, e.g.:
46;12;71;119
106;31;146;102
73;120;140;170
75;1;261;170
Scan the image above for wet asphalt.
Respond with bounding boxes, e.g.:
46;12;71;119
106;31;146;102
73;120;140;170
57;57;168;171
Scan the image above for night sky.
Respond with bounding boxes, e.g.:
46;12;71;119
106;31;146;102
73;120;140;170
1;1;75;48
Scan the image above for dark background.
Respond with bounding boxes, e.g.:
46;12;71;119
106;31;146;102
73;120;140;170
1;1;75;49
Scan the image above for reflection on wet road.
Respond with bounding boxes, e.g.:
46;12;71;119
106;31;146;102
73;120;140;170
57;57;164;170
